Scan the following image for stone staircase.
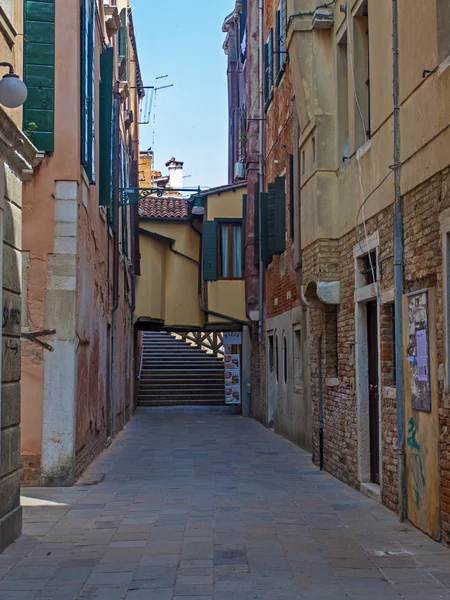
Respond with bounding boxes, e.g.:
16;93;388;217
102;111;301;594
138;331;225;406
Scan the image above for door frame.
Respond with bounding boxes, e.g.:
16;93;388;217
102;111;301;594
354;233;382;488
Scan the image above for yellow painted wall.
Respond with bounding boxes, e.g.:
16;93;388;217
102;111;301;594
287;0;450;248
209;280;247;322
136;221;203;328
207;187;245;220
135;235;165;321
137;186;247;329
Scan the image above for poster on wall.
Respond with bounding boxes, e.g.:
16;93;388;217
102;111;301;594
224;354;241;405
407;290;431;412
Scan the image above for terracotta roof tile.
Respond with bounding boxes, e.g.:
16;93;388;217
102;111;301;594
139;195;188;219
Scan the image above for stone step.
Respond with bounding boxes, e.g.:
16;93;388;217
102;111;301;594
138;392;225;401
138;398;225;407
139;384;225;392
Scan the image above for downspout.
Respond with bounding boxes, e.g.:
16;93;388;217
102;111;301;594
111;82;121;436
318;335;324;470
393;0;407;522
112;82;120;314
258;0;265;345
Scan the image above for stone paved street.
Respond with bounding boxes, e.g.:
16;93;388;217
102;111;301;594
2;406;450;600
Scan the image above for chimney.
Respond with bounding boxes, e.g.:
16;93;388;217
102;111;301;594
165;157;183;190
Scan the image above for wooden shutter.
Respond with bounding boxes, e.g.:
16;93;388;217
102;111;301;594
268;176;286;256
202;221;218;281
99;47;114;207
254;181;260;264
242;194;247;266
80;0;95;181
268;28;274;91
23;0;55;152
89;0;96;182
81;0;90;170
260;192;271;264
275;10;281;75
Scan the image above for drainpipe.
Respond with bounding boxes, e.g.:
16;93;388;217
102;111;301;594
392;0;406;522
318;335;324;471
258;0;265;345
111;82;121;436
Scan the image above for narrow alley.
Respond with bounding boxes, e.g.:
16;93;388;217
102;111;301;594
2;407;449;600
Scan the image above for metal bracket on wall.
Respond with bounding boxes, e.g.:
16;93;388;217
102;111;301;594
21;329;56;352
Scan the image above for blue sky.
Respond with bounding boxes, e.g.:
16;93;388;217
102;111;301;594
132;0;236;189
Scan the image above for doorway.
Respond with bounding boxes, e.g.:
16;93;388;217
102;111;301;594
367;300;380;484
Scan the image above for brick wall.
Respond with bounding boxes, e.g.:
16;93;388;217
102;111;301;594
250;326;267;425
305;167;450;544
402;168;450;544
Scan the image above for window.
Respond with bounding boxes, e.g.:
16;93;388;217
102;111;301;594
312;136;316;164
81;0;96;182
354;0;371;147
120;142;129;257
264;29;274;104
23;0;55;152
301;151;305;175
269;335;274;372
219;223;243;279
337;31;349;161
275;336;279;381
275;3;284;78
437;0;450;63
363;250;377;285
293;326;303;389
289;154;295;239
283;336;287;383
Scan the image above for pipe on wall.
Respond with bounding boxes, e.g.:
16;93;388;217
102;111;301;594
258;0;265;345
392;0;407;522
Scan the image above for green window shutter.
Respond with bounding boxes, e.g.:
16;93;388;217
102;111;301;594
99;46;114;207
260;192;271;264
23;0;55;152
268;28;274;90
202;221;218;281
81;0;95;182
81;0;89;169
275;10;281;74
242;194;247;266
119;8;128;80
268;176;286;256
89;0;96;182
254;181;260;264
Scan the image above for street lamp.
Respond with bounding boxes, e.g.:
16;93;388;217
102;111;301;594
0;63;28;109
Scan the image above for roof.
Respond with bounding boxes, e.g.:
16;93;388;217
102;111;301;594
198;181;247;197
139;196;188;220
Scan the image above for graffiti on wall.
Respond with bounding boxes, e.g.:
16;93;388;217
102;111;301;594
407;417;425;509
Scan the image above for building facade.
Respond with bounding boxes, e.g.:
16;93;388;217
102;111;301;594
20;0;143;486
0;0;41;550
232;0;450;544
229;0;450;543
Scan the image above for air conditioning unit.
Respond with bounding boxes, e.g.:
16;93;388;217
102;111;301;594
235;162;245;179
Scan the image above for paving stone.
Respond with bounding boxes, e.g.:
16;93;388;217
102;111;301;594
3;407;450;599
